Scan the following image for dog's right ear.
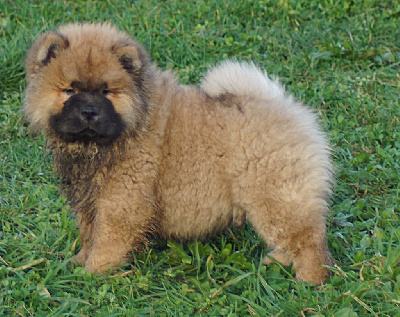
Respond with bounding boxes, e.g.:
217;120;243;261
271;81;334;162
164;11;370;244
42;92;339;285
26;32;69;80
37;33;69;66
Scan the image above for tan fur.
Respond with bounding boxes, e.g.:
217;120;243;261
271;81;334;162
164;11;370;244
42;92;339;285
24;23;333;284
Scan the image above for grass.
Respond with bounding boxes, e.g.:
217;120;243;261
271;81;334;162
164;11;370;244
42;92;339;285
1;0;399;315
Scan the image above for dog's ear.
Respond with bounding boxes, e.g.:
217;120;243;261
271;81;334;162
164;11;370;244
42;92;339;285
26;32;69;80
112;44;143;75
37;33;69;66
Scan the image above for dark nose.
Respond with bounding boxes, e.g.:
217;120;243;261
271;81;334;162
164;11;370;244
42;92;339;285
81;106;99;121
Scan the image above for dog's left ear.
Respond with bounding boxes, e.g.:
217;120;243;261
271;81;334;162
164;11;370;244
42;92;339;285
113;45;143;75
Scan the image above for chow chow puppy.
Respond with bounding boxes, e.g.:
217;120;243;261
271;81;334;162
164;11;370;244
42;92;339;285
24;23;333;284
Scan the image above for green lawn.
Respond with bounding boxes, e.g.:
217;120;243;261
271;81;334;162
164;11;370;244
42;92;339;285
1;0;399;315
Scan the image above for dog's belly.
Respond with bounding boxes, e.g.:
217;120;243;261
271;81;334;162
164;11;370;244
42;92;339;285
160;204;233;241
157;182;233;241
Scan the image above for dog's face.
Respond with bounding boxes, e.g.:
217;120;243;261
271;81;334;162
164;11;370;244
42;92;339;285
24;23;151;145
49;87;124;145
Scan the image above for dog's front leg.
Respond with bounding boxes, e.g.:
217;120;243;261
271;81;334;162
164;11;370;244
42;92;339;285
83;177;155;274
73;212;93;266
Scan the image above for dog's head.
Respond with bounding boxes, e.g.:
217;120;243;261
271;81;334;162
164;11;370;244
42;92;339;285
24;23;151;145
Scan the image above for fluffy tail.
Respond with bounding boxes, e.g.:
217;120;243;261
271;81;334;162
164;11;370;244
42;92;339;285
200;61;286;101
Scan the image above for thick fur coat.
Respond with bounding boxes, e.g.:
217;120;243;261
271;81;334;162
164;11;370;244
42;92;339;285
24;23;333;284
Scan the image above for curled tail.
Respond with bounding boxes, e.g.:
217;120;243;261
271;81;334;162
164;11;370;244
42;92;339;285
200;61;286;101
201;60;332;174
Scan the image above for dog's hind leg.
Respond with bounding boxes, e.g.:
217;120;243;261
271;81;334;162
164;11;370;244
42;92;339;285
245;199;333;285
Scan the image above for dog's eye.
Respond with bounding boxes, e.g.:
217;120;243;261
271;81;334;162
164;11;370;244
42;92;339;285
102;89;111;96
63;88;76;95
